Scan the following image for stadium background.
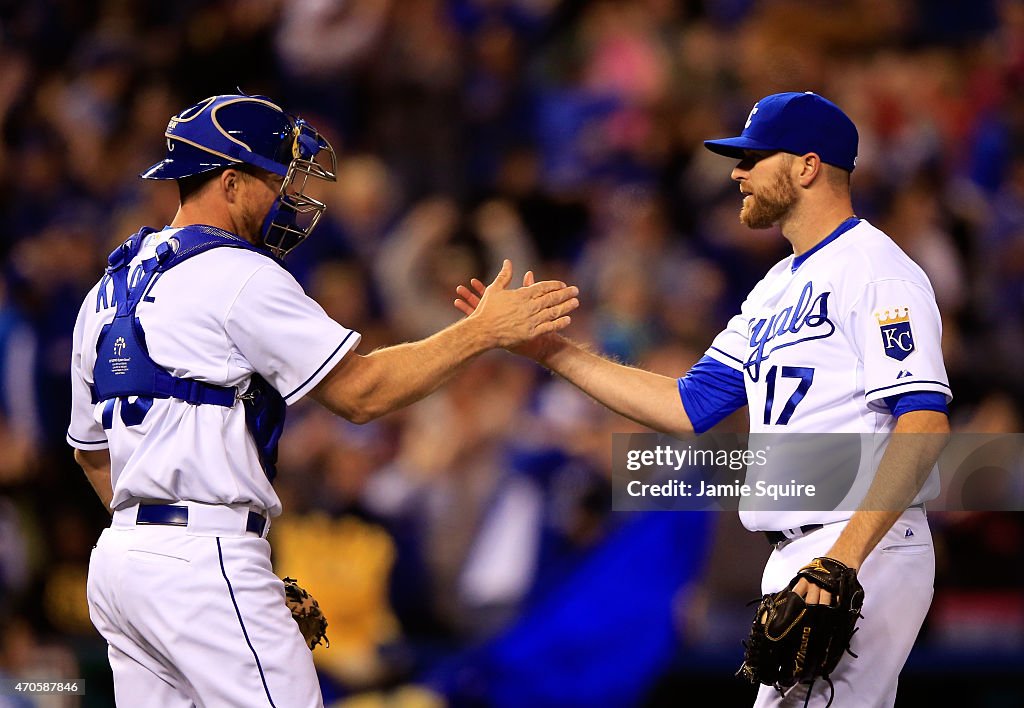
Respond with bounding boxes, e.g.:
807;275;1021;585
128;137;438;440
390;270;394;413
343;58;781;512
0;0;1022;705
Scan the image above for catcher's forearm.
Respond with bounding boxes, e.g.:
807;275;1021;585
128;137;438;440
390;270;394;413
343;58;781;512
75;448;114;515
826;410;948;567
311;317;490;424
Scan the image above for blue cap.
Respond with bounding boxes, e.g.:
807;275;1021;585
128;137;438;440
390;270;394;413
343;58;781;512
704;92;859;172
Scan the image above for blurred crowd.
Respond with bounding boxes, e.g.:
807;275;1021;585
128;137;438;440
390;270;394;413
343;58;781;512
1;0;1023;705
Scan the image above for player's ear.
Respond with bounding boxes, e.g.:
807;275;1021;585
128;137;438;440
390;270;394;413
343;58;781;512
220;168;243;203
795;152;823;188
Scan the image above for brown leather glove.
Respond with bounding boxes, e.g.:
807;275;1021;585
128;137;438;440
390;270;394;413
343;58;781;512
283;576;329;651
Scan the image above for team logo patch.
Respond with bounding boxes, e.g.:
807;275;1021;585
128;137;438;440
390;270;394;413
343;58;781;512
875;307;915;361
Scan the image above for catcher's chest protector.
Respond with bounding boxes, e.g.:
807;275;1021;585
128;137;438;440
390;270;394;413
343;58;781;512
92;225;288;479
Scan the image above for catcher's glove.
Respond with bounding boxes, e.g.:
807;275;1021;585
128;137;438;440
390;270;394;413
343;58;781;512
737;557;864;705
283;576;329;650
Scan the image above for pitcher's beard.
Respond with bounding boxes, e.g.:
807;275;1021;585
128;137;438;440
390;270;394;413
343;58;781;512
740;169;797;229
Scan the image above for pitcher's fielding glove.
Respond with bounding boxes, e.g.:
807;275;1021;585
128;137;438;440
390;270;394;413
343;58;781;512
737;557;864;704
283;576;329;650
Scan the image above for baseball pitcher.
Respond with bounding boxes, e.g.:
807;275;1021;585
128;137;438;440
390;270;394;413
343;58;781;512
455;92;950;708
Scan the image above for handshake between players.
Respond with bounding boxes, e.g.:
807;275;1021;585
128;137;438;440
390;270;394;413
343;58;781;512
455;259;578;351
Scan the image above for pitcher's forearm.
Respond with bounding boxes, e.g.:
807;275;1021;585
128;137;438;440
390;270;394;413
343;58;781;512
542;337;693;437
827;411;949;568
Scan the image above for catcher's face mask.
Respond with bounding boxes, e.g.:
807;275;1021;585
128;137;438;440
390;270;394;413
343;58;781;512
142;93;338;258
259;119;337;258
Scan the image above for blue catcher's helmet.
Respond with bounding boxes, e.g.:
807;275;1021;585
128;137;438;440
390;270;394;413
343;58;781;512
141;93;337;257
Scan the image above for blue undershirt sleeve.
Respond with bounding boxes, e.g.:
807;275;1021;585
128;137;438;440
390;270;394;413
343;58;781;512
677;356;748;434
883;391;949;418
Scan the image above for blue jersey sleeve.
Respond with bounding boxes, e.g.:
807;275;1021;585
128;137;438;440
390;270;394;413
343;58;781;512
883;391;949;418
677;356;748;434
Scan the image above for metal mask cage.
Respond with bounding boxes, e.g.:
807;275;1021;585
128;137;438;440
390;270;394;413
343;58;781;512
261;121;337;258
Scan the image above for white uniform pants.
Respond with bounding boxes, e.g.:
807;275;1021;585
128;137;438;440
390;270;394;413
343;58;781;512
87;505;322;707
753;507;934;708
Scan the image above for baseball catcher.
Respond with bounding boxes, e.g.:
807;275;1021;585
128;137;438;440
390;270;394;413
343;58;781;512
283;576;330;650
737;556;864;705
70;88;579;707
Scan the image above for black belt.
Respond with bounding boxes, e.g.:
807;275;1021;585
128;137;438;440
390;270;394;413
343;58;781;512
764;504;925;546
764;524;823;546
136;503;267;536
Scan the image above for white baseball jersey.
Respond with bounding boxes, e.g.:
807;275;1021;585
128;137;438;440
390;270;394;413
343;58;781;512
66;227;361;516
704;219;951;531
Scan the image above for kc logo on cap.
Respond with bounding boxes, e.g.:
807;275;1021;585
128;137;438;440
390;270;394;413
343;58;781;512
745;105;758;129
704;92;859;172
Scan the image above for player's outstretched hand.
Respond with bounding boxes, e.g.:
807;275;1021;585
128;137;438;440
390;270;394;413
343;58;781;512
455;261;578;351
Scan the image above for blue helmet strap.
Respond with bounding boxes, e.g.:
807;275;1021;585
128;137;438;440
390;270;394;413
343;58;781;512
235;149;288;177
260;200;285;242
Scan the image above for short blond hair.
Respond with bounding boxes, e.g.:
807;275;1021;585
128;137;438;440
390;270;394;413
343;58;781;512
824;162;851;192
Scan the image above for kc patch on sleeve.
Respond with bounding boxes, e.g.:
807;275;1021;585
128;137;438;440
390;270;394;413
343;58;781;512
875;307;915;361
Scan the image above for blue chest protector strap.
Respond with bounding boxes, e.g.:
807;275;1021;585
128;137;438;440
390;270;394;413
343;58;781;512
92;225;288;480
93;225;269;406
